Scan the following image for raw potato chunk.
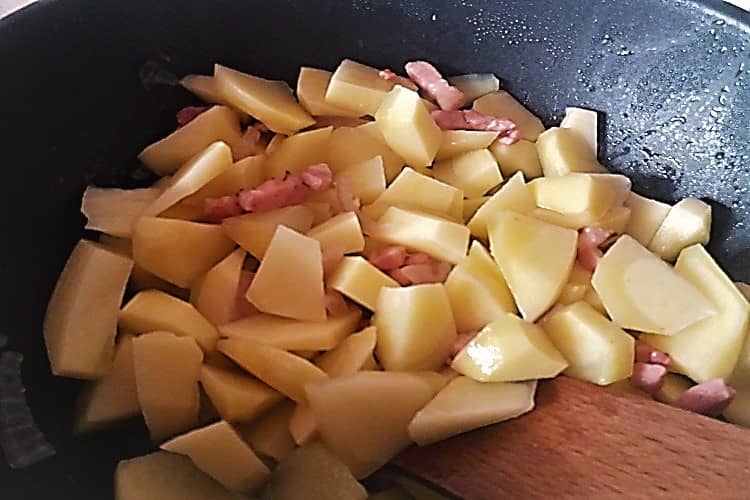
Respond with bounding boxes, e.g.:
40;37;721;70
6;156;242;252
528;174;631;219
558;282;589;305
162;420;270;493
432;149;503;198
144;142;234;216
408;377;536;446
488;211;577;322
445;241;517;332
536;127;606;177
584;287;607;315
329;125;404;181
375;207;470;264
44;240;133;379
218;338;328;403
264;442;368;500
531;205;632;233
119;290;218;352
304;201;333;225
625;192;671;246
540;302;634;385
289;403;318;445
336;155;387;204
115;451;237;500
467;171;536;239
472;91;544;141
239;402;296;462
247;226;326;321
76;335;139;432
591;236;716;335
200;364;282;423
435;130;499;161
641;245;749;381
190;249;254;327
452;314;568;382
307;212;365;254
265;126;332;178
375;86;443;169
446;73;500;102
328;256;400;311
305;371;441;478
182;155;265;207
648;197;711;261
133;217;235;288
489;139;543;179
218;309;361;351
463;197;489;221
560;106;598;156
214;64;314;134
82;187;161;238
297;67;362;118
222;205;314;260
133;332;203;441
315;327;378;377
375;284;457;371
654;373;693;405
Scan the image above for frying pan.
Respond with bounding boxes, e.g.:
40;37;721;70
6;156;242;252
0;0;748;497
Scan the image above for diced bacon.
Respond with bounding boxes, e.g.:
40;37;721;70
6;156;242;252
388;259;452;286
635;341;671;367
204;195;242;221
430;109;521;144
253;122;270;133
176;106;210;127
463;110;517;134
237;174;310;213
284;174;309;205
369;246;408;271
577;227;615;272
630;362;667;394
404;252;432;265
447;331;478;363
335;178;360;213
379;69;397;80
388;267;412;286
322;245;345;277
325;289;349;316
405;61;466;111
301;163;333;192
674;379;736;416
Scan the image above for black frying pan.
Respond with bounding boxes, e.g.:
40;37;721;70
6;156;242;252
1;0;748;497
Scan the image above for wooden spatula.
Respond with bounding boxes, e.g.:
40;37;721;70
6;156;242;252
395;376;750;499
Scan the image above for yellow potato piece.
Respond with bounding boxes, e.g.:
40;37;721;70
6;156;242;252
536;127;607;177
452;314;568;382
641;245;749;382
488;211;577;322
560;106;598;156
467;171;536;239
531;205;632;233
82;187;161;238
375;284;457;371
472;91;544;141
119;290;219;352
435;130;499;161
133;332;203;441
214;64;314;134
528;173;631;219
654;373;693;405
138;106;242;176
200;364;282;423
44;239;133;379
161;420;270;493
265;126;332;178
329;125;405;181
432;149;504;198
328;256;400;311
315;327;378;377
591;236;716;335
445;241;517;332
408;377;536;446
222;205;314;260
307;211;365;254
489;138;543;180
182;154;265;207
624;192;671;247
375;86;443;169
463;196;490;221
247;226;326;321
335;155;387;204
557;282;589;305
219;338;328;403
297;67;362;118
289;403;318;446
219;308;361;351
584;287;607;315
303;201;333;225
305;371;441;478
648;197;711;261
190;248;254;327
724;391;750;428
237;402;296;462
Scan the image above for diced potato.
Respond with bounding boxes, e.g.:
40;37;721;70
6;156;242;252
596;205;631;234
222;205;314;260
489;139;543;179
218;338;328;403
591;236;716;335
307;212;365;254
115;451;237;500
133;332;203;441
488;211;577;322
536;127;607;177
304;201;333;225
329;125;405;181
218;309;361;351
560;107;598;156
297;67;363;118
200;364;282;423
190;249;255;327
289;403;318;445
44;240;133;379
139;106;242;176
119;290;218;352
375;86;443;169
238;402;296;462
264;442;368;500
408;377;536;446
315;327;378;377
180;74;226;103
432;149;503;198
162;420;270;493
444;241;517;332
310;116;371;129
569;262;593;285
159;202;206;221
724;391;750;427
446;73;500;102
214;64;314;134
82;187;161;238
467;171;536;239
529;174;631;219
654;373;693;405
133;217;234;288
624;192;671;246
75;335;139;433
434;130;499;161
472;91;544;141
246;226;326;321
641;245;749;381
265;133;286;154
540;302;634;385
648;198;712;261
305;371;441;478
265;126;332;178
374;207;470;264
375;284;457;371
531;205;631;233
335;155;386;204
182;155;265;207
328;256;400;310
452;314;568;382
463;197;489;221
584;287;607;315
557;282;589;305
